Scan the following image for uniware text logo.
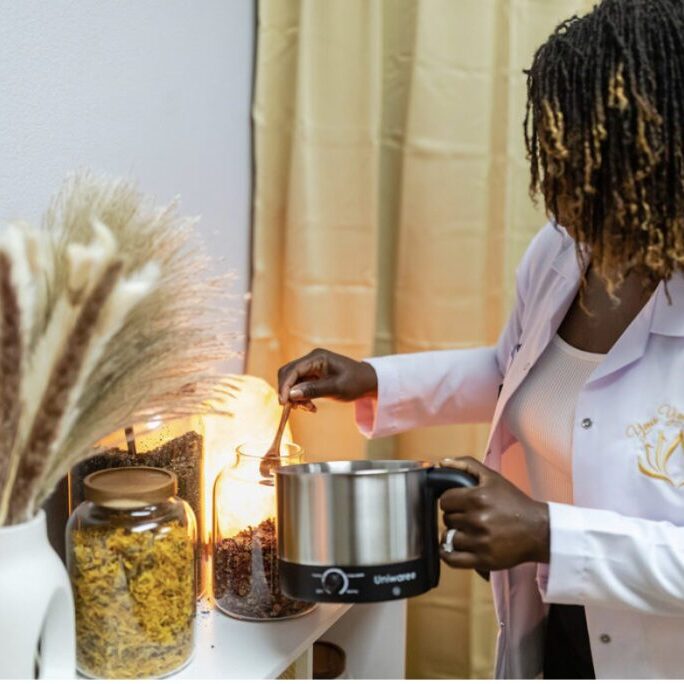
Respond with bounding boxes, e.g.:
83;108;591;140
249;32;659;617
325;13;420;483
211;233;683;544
373;571;417;585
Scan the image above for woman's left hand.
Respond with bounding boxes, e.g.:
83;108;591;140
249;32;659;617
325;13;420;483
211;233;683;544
439;456;550;571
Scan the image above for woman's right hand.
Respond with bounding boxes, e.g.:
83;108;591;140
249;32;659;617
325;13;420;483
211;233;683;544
277;348;378;411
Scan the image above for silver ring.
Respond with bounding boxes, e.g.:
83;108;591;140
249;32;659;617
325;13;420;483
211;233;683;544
442;528;457;553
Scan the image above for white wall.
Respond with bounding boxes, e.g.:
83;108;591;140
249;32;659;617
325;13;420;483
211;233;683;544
0;0;254;370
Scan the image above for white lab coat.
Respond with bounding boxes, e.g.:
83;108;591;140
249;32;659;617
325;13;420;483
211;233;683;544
355;223;684;679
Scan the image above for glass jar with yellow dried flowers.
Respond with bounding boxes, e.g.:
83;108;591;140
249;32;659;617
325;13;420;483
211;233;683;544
212;442;315;621
67;467;196;679
69;417;206;597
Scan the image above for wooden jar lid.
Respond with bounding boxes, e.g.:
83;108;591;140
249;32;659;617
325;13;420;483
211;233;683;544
84;466;177;506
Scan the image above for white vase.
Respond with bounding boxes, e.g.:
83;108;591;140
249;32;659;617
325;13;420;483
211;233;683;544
0;509;76;679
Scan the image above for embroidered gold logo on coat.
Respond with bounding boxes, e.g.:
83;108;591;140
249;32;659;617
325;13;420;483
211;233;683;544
627;405;684;486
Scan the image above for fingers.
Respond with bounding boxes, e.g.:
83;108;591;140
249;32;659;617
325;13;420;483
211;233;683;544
440;526;478;552
288;399;317;413
277;352;329;405
440;456;493;484
278;348;371;405
439;484;479;514
441;528;458;553
289;376;340;401
440;548;480;569
278;359;311;405
438;457;496;517
296;399;318;413
442;511;469;529
439;528;482;568
440;525;488;569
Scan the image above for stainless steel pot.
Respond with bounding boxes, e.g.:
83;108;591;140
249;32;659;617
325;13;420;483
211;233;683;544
275;460;475;603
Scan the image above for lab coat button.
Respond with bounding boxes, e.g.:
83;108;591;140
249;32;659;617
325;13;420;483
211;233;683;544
523;363;531;371
581;417;593;429
600;633;611;644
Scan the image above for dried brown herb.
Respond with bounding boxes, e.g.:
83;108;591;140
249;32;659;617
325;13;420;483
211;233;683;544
71;520;195;678
213;517;313;620
71;431;203;518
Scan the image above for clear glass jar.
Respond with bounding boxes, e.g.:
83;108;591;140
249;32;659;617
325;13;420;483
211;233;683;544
67;467;197;679
212;442;315;621
69;416;206;596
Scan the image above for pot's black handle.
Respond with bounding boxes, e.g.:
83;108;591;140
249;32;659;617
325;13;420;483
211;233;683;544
426;466;478;495
423;465;478;593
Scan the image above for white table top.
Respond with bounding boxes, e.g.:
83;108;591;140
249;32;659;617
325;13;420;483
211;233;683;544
173;599;350;680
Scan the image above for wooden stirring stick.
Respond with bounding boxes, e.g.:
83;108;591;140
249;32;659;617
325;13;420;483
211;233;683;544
260;404;292;479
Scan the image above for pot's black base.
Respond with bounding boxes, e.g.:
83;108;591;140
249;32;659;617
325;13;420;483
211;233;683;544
279;558;435;603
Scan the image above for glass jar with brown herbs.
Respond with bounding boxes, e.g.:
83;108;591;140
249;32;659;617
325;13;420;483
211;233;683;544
67;467;196;679
212;442;315;621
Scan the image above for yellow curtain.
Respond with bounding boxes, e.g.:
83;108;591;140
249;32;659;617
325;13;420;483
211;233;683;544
248;0;594;677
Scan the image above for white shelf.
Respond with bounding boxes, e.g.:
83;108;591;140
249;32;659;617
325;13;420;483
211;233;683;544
174;600;352;680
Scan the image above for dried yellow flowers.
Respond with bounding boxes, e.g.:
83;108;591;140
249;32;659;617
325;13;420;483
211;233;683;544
70;520;195;678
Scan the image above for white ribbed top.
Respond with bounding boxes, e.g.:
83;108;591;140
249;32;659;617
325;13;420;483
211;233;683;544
504;335;605;505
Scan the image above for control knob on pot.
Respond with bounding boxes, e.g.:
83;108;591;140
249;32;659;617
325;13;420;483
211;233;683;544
321;568;348;596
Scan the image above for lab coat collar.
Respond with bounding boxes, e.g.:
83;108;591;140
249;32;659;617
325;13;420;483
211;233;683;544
588;269;684;384
549;225;583;282
651;271;684;337
546;227;684;382
588;296;655;384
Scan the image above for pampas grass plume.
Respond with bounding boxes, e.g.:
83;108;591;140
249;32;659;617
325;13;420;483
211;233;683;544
0;172;237;525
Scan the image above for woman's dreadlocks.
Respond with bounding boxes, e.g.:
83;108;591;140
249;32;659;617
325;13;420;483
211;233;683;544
525;0;684;294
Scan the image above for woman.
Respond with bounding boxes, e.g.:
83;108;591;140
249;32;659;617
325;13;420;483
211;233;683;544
276;0;684;679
